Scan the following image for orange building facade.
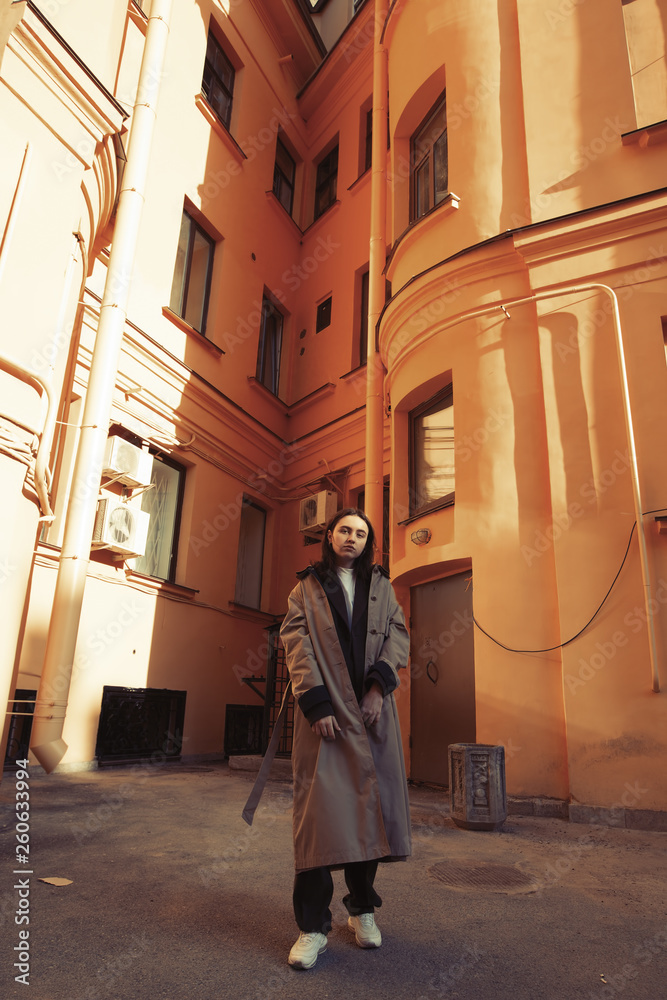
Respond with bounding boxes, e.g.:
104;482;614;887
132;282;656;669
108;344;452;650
2;0;667;825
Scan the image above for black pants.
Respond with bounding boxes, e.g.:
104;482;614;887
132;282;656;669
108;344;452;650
293;859;381;934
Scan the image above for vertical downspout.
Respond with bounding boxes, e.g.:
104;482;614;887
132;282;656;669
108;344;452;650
30;0;173;772
364;1;388;539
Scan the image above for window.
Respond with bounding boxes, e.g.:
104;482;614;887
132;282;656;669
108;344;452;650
234;498;266;609
131;453;185;581
256;296;284;395
622;0;667;128
359;269;369;366
201;30;235;129
364;107;373;173
357;267;390;367
314;144;338;219
169;210;215;334
410;385;454;514
316;296;332;333
411;92;448;221
273;138;296;215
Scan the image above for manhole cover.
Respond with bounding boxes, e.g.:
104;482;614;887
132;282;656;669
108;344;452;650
428;860;537;894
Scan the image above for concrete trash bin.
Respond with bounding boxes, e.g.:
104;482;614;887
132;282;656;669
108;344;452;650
448;743;507;831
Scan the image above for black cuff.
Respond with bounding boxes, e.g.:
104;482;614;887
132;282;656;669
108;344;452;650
365;661;397;696
298;685;334;724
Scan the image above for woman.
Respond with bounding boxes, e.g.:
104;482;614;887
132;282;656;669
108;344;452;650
280;508;412;970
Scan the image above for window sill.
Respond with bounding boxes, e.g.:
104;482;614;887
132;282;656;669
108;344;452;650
622;119;667;148
162;307;224;357
228;602;282;625
125;570;200;600
389;192;461;269
340;363;367;380
302;199;341;236
398;495;455;525
247;376;288;411
288;381;336;414
265;190;303;238
194;93;247;163
347;168;371;194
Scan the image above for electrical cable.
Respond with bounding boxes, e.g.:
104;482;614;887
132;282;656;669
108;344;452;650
472;508;667;654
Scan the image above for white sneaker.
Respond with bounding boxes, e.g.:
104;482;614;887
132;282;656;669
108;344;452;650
288;931;328;969
347;913;382;948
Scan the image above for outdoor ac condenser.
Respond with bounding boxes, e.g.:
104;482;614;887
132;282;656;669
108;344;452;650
102;435;153;488
92;498;150;557
298;490;337;534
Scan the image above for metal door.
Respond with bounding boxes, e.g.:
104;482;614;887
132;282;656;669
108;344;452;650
410;571;476;785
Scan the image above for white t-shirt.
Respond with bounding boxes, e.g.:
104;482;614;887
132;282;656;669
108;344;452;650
336;567;356;627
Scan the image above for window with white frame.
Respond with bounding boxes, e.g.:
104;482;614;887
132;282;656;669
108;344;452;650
131;453;185;581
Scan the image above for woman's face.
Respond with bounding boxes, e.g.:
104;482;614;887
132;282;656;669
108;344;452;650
328;515;369;568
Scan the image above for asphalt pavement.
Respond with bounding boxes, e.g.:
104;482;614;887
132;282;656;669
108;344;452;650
1;758;665;1000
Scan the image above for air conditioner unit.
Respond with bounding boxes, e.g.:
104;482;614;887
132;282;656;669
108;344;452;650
102;436;153;488
92;498;150;557
299;490;337;534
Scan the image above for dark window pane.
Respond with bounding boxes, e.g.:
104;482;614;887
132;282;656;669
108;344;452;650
273;139;295;215
316;296;332;332
202;32;234;129
364;107;373;172
434;131;448;204
360;269;369;366
256;298;284;395
410;91;447;222
415;159;430;218
315;145;338;218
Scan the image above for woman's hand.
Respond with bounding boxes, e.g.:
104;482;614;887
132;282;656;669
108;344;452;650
312;715;341;740
360;682;383;727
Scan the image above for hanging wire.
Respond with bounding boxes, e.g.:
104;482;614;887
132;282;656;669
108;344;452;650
472;508;667;654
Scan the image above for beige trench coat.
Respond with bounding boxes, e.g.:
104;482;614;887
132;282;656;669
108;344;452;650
280;565;412;872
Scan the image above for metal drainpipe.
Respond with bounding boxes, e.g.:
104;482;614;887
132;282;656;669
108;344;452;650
388;281;660;693
30;0;173;772
364;1;388;540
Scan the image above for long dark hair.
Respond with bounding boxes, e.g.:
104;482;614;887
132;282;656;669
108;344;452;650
315;507;376;581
